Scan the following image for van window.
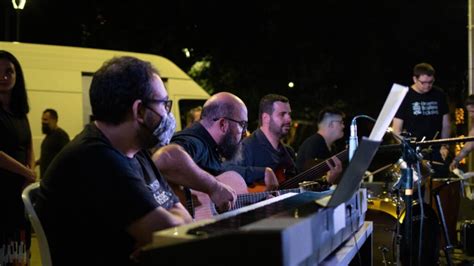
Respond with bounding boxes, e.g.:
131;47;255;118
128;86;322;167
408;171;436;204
178;99;206;130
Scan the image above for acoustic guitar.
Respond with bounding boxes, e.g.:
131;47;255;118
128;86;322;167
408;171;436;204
171;171;302;221
248;149;348;193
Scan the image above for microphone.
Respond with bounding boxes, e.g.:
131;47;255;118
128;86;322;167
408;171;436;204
348;114;378;161
349;117;358;161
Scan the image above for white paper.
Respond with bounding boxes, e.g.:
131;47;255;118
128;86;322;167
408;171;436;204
369;83;409;141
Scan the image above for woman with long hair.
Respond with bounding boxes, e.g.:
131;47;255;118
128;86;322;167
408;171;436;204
0;50;36;265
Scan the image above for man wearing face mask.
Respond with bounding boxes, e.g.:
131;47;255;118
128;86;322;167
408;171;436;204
36;108;70;178
36;56;192;266
135;110;184;212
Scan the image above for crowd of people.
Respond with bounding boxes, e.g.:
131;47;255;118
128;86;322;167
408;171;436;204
1;48;471;265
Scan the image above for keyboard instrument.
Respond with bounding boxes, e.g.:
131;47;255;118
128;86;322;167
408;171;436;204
139;189;367;266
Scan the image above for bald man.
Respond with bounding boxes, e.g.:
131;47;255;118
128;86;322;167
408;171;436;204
153;92;277;216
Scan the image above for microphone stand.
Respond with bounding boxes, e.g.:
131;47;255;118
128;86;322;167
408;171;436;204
383;135;471;265
400;136;418;266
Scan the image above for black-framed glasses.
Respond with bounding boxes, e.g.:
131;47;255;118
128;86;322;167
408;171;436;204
144;98;173;114
213;117;248;132
417;78;435;85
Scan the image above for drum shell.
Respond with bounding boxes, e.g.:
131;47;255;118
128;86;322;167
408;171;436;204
366;199;440;266
366;198;398;265
399;202;440;266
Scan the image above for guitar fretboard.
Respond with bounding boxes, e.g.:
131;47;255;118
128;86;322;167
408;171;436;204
279;149;348;189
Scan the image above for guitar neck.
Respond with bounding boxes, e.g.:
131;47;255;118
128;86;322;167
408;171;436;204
279;149;348;189
233;188;301;210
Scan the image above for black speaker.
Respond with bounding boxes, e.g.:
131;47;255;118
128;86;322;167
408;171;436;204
462;220;474;256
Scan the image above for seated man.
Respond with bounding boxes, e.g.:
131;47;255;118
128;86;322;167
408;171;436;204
36;56;191;265
295;106;345;184
224;94;296;190
153;92;278;217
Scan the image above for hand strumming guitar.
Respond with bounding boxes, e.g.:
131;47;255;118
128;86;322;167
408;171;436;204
325;156;342;184
264;167;279;191
208;172;238;212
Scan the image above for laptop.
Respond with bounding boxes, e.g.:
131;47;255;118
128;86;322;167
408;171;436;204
316;83;408;207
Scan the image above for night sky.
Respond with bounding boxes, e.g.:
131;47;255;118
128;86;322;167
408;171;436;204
1;0;469;132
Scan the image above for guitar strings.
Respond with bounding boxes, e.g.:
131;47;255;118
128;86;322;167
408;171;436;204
280;149;348;189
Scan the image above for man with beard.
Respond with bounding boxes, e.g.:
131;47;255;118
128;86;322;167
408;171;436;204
36;56;192;266
224;94;297;187
295;106;344;184
153;92;278;217
36;108;70;178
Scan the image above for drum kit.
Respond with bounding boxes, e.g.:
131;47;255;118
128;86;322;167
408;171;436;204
364;157;473;266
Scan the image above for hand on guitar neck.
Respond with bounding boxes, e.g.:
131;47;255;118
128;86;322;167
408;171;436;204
325;156;343;184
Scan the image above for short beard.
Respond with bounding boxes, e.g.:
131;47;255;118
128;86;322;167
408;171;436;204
269;118;287;139
220;131;242;162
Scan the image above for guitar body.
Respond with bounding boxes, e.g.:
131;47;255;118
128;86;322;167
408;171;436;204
172;171;250;221
246;166;288;193
172;170;303;220
247;183;265;193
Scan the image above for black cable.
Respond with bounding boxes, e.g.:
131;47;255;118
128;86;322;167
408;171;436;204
348;204;362;266
415;161;425;266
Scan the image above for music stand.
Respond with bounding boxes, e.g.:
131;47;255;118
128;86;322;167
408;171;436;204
316;137;381;208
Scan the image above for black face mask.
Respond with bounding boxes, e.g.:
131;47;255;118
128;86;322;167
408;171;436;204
42;123;52;134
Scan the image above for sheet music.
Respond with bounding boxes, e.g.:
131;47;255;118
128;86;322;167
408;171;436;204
369;83;408;141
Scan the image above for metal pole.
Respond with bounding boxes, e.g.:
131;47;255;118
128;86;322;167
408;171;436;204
15;9;20;41
469;0;474;171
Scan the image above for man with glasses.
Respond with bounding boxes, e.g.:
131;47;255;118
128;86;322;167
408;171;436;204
224;94;296;190
152;92;272;216
391;62;457;260
36;56;192;265
295;106;345;184
392;62;452;176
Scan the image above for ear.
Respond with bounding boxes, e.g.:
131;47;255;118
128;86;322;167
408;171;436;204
217;118;229;134
412;76;417;84
262;113;270;125
133;100;146;123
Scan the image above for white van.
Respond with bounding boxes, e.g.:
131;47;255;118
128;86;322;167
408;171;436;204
0;41;209;160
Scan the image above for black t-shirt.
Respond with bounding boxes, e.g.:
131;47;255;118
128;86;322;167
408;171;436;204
295;133;335;173
395;87;449;141
224;128;296;185
37;123;159;266
40;127;70;178
171;123;224;176
134;150;179;210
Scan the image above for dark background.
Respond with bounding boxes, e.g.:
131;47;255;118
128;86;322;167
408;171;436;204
1;0;469;146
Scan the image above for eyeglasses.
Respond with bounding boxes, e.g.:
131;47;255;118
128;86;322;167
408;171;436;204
417;78;435;85
213;117;248;132
331;120;344;125
144;98;173;114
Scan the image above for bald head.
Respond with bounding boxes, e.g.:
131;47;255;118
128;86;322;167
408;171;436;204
201;92;247;126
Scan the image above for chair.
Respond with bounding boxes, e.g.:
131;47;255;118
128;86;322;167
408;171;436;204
22;182;52;266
